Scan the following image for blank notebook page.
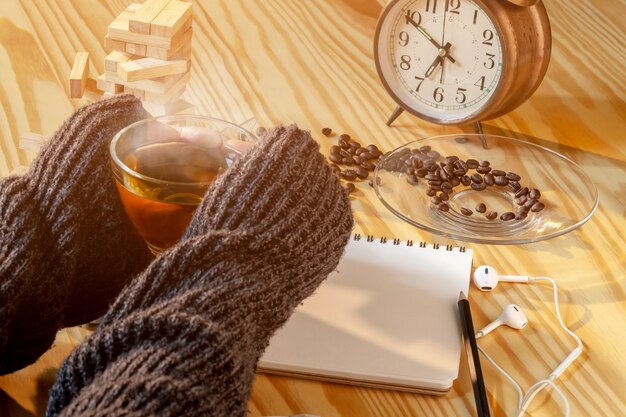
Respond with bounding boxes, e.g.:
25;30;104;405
259;236;473;394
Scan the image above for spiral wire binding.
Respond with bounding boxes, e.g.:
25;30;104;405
352;234;466;251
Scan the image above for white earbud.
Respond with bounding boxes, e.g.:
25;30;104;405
475;303;528;338
473;265;531;291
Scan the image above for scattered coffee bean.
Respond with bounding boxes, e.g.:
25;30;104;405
342;156;355;166
485;211;498;220
322;127;332;136
406;174;419;185
415;167;428;177
341;169;357;181
471;173;483;184
445;155;459;163
466;159;479;169
431;196;442;205
338;133;351;141
425;172;441;181
508;181;521;192
529;189;541;199
494;176;509;186
440;192;449;201
514;187;529;198
426;188;437;196
461;207;473;216
531;201;545;212
461;175;472;186
491;169;506;177
428;180;442;187
484;173;495;186
516;195;528;205
330;145;341;155
500;212;515;221
361;161;376;171
437;202;450;212
366;144;379;153
524;198;538;209
427;150;440;159
329;153;342;164
476;166;492;174
370;149;383;158
476;203;487;213
343;182;355;193
419;145;431;153
451;177;461;187
506;172;521;181
515;209;529;220
471;182;487;191
480;160;490;167
356;167;369;179
256;126;267;137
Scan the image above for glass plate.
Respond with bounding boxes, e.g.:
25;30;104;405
373;134;598;244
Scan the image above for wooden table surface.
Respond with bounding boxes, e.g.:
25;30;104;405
0;1;624;416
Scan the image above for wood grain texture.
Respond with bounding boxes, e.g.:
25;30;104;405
0;1;625;416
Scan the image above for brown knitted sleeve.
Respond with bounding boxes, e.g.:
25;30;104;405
46;126;354;417
0;96;152;374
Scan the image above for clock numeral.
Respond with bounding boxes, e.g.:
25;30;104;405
415;76;425;92
447;0;461;14
472;9;478;24
426;0;437;13
400;55;411;70
399;31;410;46
474;76;486;91
484;53;496;69
455;88;467;104
482;29;494;46
433;87;444;103
405;9;422;26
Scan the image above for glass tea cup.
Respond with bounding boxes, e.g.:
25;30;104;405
110;115;256;254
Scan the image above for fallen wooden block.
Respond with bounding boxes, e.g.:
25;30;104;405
129;0;172;34
151;0;192;37
97;74;124;94
69;52;89;98
83;78;105;102
117;57;189;82
142;98;193;116
104;50;133;72
146;27;192;60
19;132;47;151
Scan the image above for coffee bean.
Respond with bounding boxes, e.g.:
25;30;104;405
338;133;351;141
256;126;267;137
484;173;495;186
480;160;490;167
500;212;515;221
492;169;506;177
453;169;467;177
330;145;342;156
353;156;364;165
343;182;355;193
322;127;332;136
466;159;479;169
461;175;471;186
339;139;350;150
445;155;459;163
423;159;436;168
495;176;509;186
366;144;379;152
426;188;437;196
476;166;492;174
485;211;498;220
341;169;357;181
461;207;473;216
329;153;342;164
440;192;449;201
529;189;541;199
419;145;431;153
415;167;428;177
431;196;442;205
406;174;419;185
429;184;442;191
531;201;545;212
456;160;469;171
524;198;538;209
370;149;383;158
475;203;487;213
361;161;376;171
355;147;368;156
437;202;450;212
471;173;483;184
356;167;369;179
342;157;355;166
508;181;521;192
516;195;528;205
515;187;529;198
442;185;453;195
411;158;423;168
451;177;461;187
358;151;372;160
427;150;440;160
515;209;529;220
439;170;449;181
428;180;442;187
471;182;487;191
506;172;521;181
425;172;441;181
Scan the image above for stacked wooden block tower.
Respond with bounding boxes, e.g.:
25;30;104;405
96;0;193;115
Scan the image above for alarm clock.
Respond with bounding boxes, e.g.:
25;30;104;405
374;0;551;126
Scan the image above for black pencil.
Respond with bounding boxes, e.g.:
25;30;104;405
458;291;491;417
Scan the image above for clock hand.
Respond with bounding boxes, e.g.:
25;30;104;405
441;0;450;83
405;15;456;63
425;56;442;78
424;42;453;79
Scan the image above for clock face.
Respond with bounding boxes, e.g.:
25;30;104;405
376;0;504;124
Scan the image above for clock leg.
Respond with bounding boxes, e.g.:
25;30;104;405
386;105;404;126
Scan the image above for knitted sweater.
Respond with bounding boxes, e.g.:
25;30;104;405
0;96;354;417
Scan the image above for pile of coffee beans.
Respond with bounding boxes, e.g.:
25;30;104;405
381;145;545;221
324;129;383;194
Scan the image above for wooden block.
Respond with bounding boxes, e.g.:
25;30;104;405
124;85;146;100
151;1;192;37
69;52;89;98
146;27;192;60
142;98;193;116
117;57;189;82
129;0;172;34
125;41;147;56
105;69;188;94
109;3;142;33
105;36;126;52
19;132;46;151
83;78;104;102
97;74;124;94
108;12;191;49
104;50;133;72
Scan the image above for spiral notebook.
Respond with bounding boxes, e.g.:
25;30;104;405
258;235;473;395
